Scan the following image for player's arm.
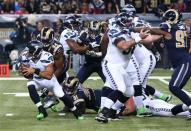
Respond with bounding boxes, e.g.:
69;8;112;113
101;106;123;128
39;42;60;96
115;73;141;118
66;39;89;54
22;63;54;80
133;27;172;40
100;30;109;57
141;34;163;44
54;52;65;78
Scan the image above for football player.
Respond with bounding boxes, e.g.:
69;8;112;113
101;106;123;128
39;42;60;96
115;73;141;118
158;9;191;120
76;21;106;83
59;15;90;74
61;76;101;114
39;27;68;109
19;40;83;120
95;12;150;123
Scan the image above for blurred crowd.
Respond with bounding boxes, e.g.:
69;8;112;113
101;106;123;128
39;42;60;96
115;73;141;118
0;0;191;14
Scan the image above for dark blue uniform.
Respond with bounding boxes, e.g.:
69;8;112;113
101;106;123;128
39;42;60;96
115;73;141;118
43;40;68;83
160;22;191;107
77;31;106;83
72;85;101;112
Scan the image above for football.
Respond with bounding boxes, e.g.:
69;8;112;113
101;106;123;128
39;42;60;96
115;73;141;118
19;64;33;79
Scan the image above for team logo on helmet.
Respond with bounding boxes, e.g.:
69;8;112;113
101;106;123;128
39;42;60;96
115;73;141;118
162;9;182;24
27;40;43;59
40;27;54;47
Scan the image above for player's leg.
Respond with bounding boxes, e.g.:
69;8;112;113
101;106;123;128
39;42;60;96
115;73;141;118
77;64;93;84
27;81;48;120
100;82;114;109
96;62;128;123
169;62;191;119
96;64;106;83
128;57;151;117
146;85;172;102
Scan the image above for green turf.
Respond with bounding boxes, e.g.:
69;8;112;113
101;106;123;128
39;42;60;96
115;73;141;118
1;69;191;131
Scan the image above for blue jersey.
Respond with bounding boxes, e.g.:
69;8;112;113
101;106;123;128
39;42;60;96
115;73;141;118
72;86;101;112
78;31;102;64
160;22;191;68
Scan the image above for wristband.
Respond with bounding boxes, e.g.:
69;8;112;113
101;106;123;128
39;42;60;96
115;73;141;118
134;36;142;43
34;68;40;75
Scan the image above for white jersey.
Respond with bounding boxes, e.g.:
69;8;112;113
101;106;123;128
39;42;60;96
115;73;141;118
108;17;117;29
133;41;153;64
21;50;54;80
59;28;78;57
104;26;133;68
23;50;65;98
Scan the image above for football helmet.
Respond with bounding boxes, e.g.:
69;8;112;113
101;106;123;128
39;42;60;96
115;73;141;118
88;21;100;39
64;15;82;30
116;12;134;27
162;9;182;24
62;76;80;95
40;27;54;47
134;20;151;28
27;40;43;59
121;4;136;16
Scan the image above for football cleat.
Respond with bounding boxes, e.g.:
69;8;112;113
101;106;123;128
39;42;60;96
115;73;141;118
72;109;84;120
43;97;59;109
108;109;122;121
136;107;152;117
159;94;172;102
36;112;47;120
95;107;110;123
37;106;48;120
187;114;191;121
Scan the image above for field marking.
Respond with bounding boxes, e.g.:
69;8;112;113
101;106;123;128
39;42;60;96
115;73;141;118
158;77;191;98
3;93;29;97
0;76;171;81
5;113;14;116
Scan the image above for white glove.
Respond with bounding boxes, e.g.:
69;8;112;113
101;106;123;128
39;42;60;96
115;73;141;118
130;32;142;43
86;50;102;57
155;51;161;62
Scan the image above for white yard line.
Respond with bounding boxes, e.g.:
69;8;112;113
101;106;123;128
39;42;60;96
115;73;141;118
5;113;14;116
158;77;191;98
0;76;171;81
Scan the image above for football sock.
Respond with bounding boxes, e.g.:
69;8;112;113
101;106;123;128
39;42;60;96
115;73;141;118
59;94;75;109
28;85;41;105
133;85;144;109
101;86;113;109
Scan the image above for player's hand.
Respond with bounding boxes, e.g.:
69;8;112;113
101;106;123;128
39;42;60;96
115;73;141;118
139;29;150;39
22;67;35;76
189;48;191;54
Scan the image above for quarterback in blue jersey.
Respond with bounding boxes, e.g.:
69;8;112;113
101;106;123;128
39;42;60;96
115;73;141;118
159;9;191;119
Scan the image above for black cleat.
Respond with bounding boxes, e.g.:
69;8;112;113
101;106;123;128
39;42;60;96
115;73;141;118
95;107;110;123
72;109;84;120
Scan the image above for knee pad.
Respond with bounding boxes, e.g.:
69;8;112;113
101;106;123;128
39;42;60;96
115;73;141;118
102;86;114;97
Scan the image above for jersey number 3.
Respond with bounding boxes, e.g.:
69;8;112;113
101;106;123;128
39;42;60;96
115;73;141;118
176;30;187;48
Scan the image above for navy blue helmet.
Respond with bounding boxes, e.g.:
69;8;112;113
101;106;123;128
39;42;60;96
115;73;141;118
116;12;134;27
162;9;182;24
27;40;43;59
121;4;136;16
